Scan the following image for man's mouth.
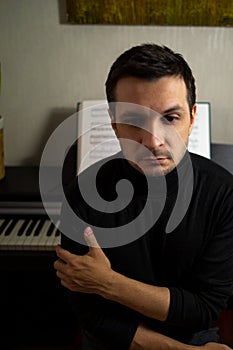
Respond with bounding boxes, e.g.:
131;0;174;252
140;157;168;164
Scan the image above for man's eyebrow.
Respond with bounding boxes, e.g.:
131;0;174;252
118;111;147;118
117;105;186;119
162;105;186;114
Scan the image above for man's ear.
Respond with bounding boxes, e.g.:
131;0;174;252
188;104;197;136
108;108;119;137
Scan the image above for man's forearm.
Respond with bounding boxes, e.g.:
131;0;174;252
101;270;170;322
55;232;169;322
129;324;197;350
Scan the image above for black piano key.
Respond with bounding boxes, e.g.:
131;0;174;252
17;220;30;236
34;219;46;236
0;219;11;234
46;222;55;237
5;219;18;236
25;220;37;236
55;229;60;237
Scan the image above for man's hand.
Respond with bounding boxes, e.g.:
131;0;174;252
202;343;232;350
54;227;113;295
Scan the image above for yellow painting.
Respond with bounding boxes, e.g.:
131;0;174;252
66;0;233;26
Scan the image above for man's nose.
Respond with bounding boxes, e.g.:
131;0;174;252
140;123;164;149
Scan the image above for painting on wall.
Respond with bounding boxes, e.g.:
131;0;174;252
66;0;233;26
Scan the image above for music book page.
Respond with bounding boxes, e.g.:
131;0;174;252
77;100;120;174
188;102;211;159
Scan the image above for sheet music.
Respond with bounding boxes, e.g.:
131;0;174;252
77;100;120;173
188;102;211;159
77;100;211;173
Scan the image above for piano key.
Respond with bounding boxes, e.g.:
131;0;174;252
17;219;31;236
5;219;18;236
0;216;61;251
38;221;57;251
29;220;52;250
24;219;38;236
23;219;54;251
0;219;12;235
53;230;61;247
46;222;56;237
0;219;14;244
13;219;33;250
34;218;46;236
0;219;6;238
55;226;60;236
45;220;61;250
1;220;25;249
22;220;42;250
40;220;59;251
53;220;61;247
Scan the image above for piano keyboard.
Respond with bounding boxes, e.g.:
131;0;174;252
0;217;60;251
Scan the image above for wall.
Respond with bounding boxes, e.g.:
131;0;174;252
0;0;232;166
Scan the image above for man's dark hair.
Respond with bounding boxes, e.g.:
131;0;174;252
105;43;196;115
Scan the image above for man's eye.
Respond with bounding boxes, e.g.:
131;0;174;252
164;115;177;123
123;118;143;127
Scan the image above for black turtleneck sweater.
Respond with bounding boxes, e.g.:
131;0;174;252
61;151;233;349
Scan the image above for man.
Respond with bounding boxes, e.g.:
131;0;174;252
54;44;233;350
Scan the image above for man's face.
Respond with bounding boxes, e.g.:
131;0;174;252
111;76;196;176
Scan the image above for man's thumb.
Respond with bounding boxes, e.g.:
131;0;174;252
84;227;100;249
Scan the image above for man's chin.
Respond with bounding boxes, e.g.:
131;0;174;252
143;167;172;177
133;162;176;177
139;159;176;177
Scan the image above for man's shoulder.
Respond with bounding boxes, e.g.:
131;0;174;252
190;152;233;188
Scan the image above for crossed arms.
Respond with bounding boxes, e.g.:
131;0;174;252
54;227;232;350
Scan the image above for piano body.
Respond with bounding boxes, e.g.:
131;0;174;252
0;166;77;348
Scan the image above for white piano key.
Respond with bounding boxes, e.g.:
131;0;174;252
29;220;51;250
0;219;14;245
22;220;41;250
53;220;61;247
0;219;6;240
0;216;61;251
0;219;10;234
13;219;33;250
53;231;61;247
1;220;25;249
40;221;56;251
45;220;61;251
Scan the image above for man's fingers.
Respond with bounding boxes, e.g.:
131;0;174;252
55;244;76;262
84;227;100;249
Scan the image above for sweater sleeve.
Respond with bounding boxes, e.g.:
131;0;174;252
59;186;140;349
61;234;140;349
167;190;233;331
